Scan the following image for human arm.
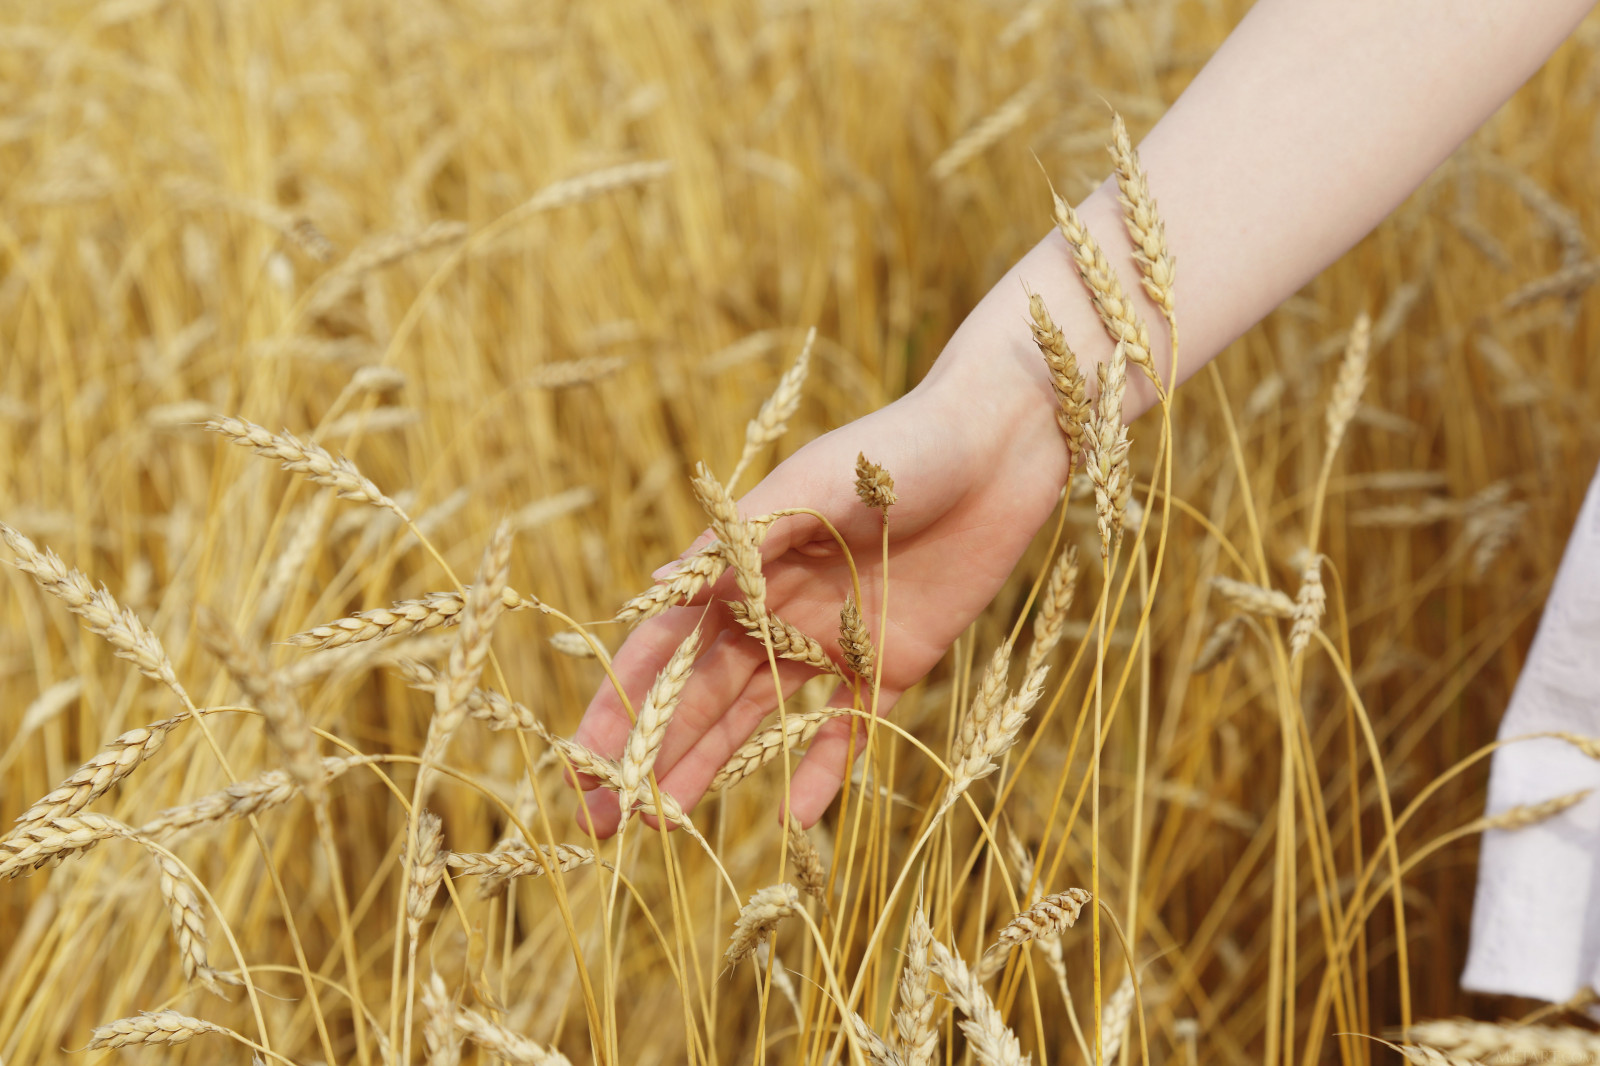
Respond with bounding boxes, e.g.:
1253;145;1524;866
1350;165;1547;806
572;0;1598;836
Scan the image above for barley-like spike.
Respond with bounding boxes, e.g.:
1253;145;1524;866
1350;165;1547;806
1027;289;1091;463
847;1010;907;1066
393;659;537;732
944;664;1048;811
10;717;183;829
1;523;189;701
613;517;777;625
1098;976;1137;1065
732;327;815;481
141;756;365;839
407;811;446;943
152;848;239;995
1108;112;1176;326
0;812;138;879
1398;1018;1600;1064
1049;178;1162;397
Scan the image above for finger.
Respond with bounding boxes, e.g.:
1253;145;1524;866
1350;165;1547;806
570;626;770;839
571;606;703;788
645;658;828;829
784;683;904;829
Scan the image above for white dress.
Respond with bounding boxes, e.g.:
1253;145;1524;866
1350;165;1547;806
1463;461;1600;1001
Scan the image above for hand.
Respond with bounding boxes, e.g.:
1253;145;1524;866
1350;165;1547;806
570;343;1071;837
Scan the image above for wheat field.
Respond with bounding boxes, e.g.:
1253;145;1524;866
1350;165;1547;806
3;1;1600;1064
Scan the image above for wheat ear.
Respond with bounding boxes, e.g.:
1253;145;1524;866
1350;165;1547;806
691;462;766;611
729;601;843;676
453;1007;573;1066
977;888;1091;980
708;709;843;792
1107;112;1175;332
927;935;1030;1066
1026;288;1092;464
289;586;538;651
894;906;939;1066
204;415;400;514
85;1010;230;1051
730;327;816;487
1211;575;1296;619
421;973;463;1066
725;883;801;968
619;626;702;812
786;815;828;902
1025;544;1079;675
421;521;514;774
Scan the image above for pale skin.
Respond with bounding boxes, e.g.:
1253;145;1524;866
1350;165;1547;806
574;0;1599;837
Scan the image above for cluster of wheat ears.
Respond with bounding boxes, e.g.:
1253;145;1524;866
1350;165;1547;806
6;1;1600;1064
4;100;1600;1066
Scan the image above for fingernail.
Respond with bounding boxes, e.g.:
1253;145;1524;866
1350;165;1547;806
651;558;684;581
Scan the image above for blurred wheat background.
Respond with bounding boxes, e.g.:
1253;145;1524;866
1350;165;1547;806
3;0;1600;1064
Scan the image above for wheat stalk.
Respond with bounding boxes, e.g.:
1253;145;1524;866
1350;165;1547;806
0;812;137;878
1483;789;1591;830
152;847;238;996
1191;617;1246;674
1;523;189;704
1049;180;1162;397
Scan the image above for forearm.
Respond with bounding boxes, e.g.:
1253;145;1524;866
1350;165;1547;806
921;0;1595;451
